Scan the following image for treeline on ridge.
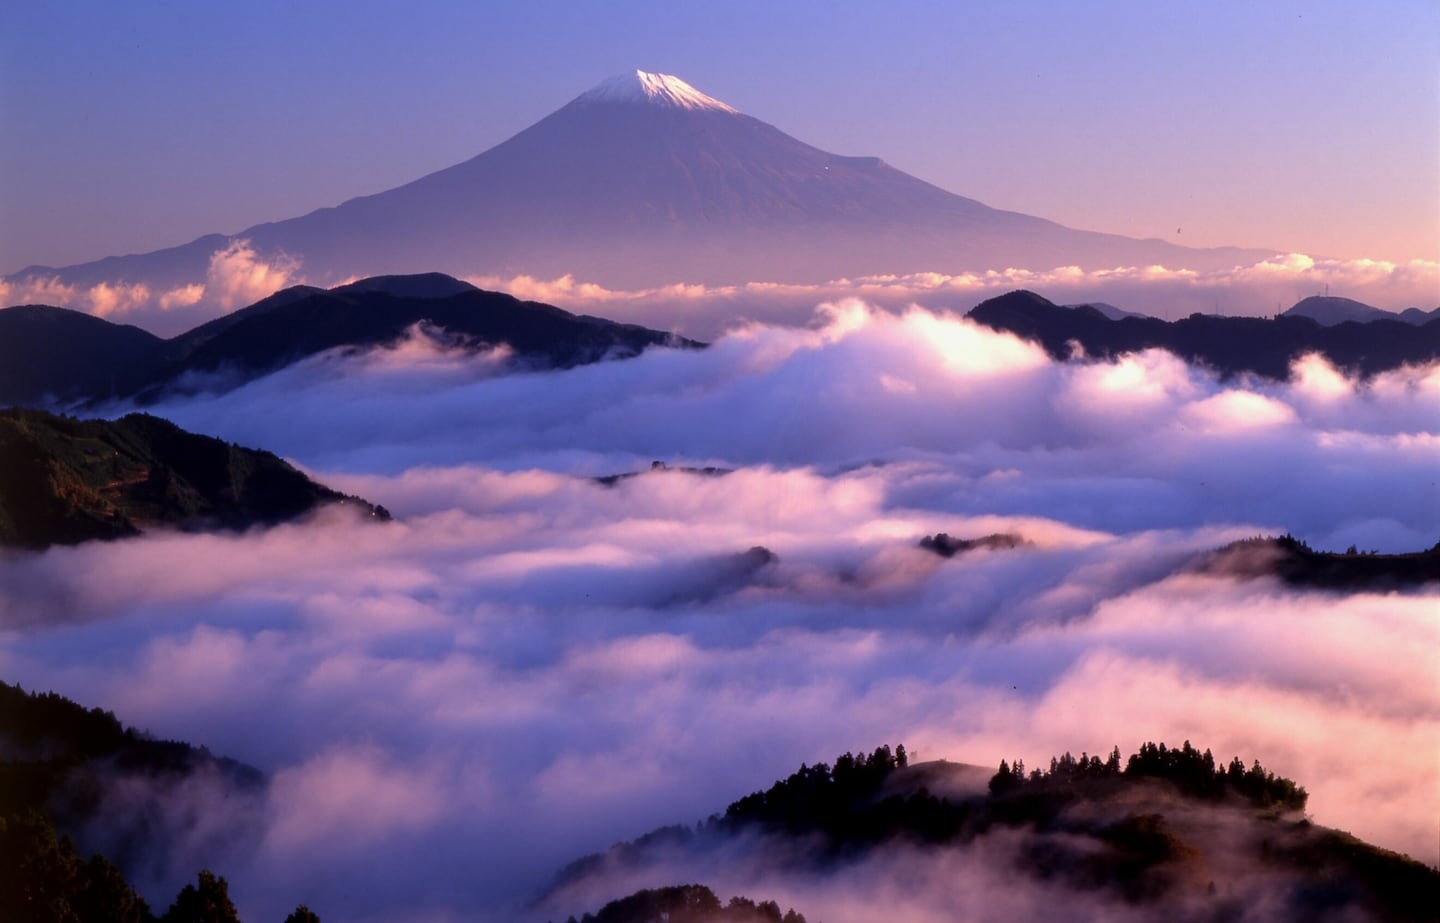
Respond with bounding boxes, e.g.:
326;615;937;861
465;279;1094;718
0;681;310;922
988;739;1308;810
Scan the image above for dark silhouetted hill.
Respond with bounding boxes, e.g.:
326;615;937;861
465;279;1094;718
544;742;1438;922
0;305;164;406
1194;534;1440;589
967;290;1440;379
553;885;807;923
0;681;321;923
0;408;388;550
0;274;698;408
919;532;1028;557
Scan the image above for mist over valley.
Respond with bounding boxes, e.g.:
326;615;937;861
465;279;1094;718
2;56;1437;923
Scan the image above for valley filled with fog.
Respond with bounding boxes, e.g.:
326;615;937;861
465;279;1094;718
1;301;1434;921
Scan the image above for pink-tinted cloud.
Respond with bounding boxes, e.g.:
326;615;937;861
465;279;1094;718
0;305;1434;922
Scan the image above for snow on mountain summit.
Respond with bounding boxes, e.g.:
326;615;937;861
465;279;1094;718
575;70;738;113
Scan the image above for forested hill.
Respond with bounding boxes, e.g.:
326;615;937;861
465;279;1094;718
0;681;304;922
544;742;1439;922
967;289;1440;380
0;408;388;550
1194;534;1440;589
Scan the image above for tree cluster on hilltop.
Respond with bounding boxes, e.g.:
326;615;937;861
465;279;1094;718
557;884;807;923
989;740;1307;811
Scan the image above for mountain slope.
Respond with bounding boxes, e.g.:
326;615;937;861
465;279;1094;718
6;71;1273;300
0;274;697;408
0;408;388;550
0;306;164;406
149;277;694;393
541;743;1438;923
967;290;1440;379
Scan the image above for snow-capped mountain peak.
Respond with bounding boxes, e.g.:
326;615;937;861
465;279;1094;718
574;70;738;113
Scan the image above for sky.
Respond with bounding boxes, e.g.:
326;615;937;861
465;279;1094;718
1;305;1436;921
2;0;1437;277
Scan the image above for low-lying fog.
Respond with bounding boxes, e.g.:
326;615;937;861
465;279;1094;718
2;302;1435;922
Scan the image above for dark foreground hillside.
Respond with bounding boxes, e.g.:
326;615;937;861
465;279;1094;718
0;681;308;923
0;408;387;550
545;742;1439;923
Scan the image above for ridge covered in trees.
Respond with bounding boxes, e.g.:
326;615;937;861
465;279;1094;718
0;408;389;550
546;741;1438;920
0;682;313;922
1195;533;1440;589
988;740;1308;810
554;884;807;923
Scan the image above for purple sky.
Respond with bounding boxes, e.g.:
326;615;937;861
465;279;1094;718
2;0;1436;275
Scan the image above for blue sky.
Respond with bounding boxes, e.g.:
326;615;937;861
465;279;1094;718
2;0;1437;274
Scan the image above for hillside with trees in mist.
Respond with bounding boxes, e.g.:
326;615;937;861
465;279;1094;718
545;743;1439;922
1193;534;1440;589
0;408;388;550
0;681;318;923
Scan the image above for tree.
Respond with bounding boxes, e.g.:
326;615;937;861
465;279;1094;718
284;906;321;923
163;870;241;923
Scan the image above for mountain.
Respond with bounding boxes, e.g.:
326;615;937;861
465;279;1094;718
0;408;388;550
967;289;1440;379
5;71;1273;304
1064;301;1146;320
542;742;1438;923
0;306;165;407
0;273;698;408
1278;295;1438;326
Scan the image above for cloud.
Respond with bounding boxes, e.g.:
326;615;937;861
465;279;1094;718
85;280;153;318
7;248;1434;344
159;283;206;310
0;239;304;334
471;253;1440;340
0;302;1435;922
203;238;302;310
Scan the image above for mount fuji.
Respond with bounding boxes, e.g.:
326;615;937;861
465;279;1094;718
8;70;1272;302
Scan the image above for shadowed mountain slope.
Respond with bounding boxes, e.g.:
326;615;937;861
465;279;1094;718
0;274;697;408
542;743;1438;923
0;408;388;550
967;290;1440;379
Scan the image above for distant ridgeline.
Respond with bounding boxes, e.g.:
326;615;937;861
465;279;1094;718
546;742;1438;922
0;680;321;923
967;290;1440;380
555;886;809;923
0;407;388;550
0;273;701;409
1194;534;1440;589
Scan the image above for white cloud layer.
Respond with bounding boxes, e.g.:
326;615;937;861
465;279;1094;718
3;248;1434;342
468;253;1440;340
1;303;1435;922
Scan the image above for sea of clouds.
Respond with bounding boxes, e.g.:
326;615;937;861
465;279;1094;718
0;302;1435;922
3;237;1436;340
